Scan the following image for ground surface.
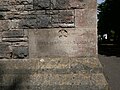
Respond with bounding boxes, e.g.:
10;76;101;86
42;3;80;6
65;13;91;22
99;44;120;90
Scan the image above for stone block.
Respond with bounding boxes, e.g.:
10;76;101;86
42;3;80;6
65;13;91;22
0;43;11;59
24;5;33;11
0;58;102;74
11;42;28;47
69;0;86;9
13;0;33;5
2;30;24;38
0;12;6;20
2;37;28;42
12;46;28;59
58;10;74;23
9;20;20;29
0;5;10;11
51;10;75;28
0;0;33;5
0;20;9;31
6;11;36;20
75;9;97;28
33;0;51;10
36;15;51;28
29;28;97;58
19;19;36;29
69;0;97;9
51;0;86;10
0;32;2;42
0;73;108;90
6;12;23;19
0;0;8;5
51;0;70;9
33;0;91;10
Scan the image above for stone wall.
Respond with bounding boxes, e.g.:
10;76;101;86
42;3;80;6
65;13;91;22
0;0;109;90
0;0;97;59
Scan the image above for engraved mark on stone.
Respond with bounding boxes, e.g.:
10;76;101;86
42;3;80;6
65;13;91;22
58;29;68;38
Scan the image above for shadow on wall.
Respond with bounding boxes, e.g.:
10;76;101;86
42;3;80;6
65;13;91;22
0;62;30;90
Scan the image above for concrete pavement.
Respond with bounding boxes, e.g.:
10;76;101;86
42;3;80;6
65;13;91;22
99;55;120;90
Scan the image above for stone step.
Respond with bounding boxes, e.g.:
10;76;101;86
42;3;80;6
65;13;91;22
0;73;108;90
0;57;102;74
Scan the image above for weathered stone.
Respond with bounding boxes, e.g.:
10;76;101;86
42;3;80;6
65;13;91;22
2;30;24;38
51;0;70;9
51;0;86;10
51;10;75;27
0;12;6;20
58;10;74;23
9;0;33;5
75;9;97;28
0;32;2;42
24;5;33;11
0;58;102;74
19;19;36;29
0;20;9;31
33;0;51;10
0;43;11;59
12;46;28;59
0;73;108;90
58;10;75;27
69;0;86;9
6;12;36;19
29;28;97;58
2;37;28;42
6;12;23;19
9;20;20;29
11;42;28;47
36;15;51;28
0;5;10;11
0;0;108;89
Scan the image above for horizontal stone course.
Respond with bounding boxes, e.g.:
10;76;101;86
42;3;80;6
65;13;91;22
2;30;24;38
0;73;108;90
0;58;102;74
0;10;75;29
0;0;96;13
0;0;33;5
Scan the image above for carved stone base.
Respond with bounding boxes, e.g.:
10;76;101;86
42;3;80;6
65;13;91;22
0;58;109;90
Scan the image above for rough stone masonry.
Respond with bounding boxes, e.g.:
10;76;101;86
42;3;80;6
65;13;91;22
0;0;109;90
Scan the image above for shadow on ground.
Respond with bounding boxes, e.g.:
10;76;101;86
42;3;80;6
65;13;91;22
98;44;120;57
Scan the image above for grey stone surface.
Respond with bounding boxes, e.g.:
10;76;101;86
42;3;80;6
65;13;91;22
0;20;9;31
0;58;102;74
2;30;24;38
29;28;97;58
0;58;108;90
0;0;108;89
0;43;11;59
36;15;51;28
0;72;108;90
2;37;28;42
19;19;37;29
12;46;28;59
33;0;51;10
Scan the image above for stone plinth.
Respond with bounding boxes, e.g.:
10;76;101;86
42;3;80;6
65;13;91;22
0;58;108;90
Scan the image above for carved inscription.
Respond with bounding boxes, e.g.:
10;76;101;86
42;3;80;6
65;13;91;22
29;28;97;58
58;29;68;38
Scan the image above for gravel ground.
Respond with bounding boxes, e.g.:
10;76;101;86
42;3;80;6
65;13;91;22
99;55;120;90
